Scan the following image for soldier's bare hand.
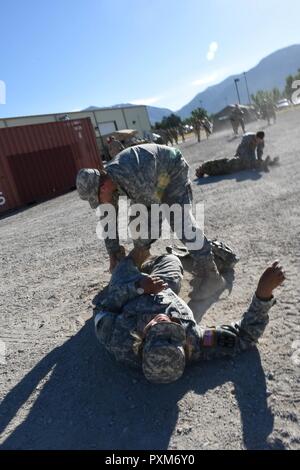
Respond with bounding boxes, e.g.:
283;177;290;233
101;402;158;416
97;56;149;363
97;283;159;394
256;261;285;300
140;275;168;294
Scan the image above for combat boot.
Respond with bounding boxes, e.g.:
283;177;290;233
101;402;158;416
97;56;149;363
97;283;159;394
268;156;280;167
192;254;226;300
195;166;205;178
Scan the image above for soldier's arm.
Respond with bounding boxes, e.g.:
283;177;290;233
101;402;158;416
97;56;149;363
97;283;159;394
188;262;284;362
257;142;264;160
101;257;144;312
101;256;168;312
102;192;122;256
187;295;274;362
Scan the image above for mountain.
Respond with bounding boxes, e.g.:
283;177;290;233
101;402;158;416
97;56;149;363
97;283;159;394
177;44;300;118
144;105;173;124
83;104;173;125
83;45;300;122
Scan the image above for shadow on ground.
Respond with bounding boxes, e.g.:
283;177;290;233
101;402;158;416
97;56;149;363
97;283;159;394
194;170;263;186
0;317;283;450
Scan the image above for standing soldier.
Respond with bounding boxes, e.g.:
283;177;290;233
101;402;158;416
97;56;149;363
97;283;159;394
202;117;213;139
230;104;246;136
193;119;201;143
178;125;185;142
76;143;229;299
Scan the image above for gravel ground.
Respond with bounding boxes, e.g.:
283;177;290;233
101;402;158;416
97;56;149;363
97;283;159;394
0;108;299;450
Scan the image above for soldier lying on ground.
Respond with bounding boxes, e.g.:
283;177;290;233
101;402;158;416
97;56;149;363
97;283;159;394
195;131;279;178
94;252;284;384
77;144;229;300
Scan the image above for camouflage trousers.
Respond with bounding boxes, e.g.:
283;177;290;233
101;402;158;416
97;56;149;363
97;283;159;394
142;253;184;295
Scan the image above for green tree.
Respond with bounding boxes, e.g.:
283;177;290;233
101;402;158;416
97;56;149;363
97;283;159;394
191;107;208;121
154;113;182;130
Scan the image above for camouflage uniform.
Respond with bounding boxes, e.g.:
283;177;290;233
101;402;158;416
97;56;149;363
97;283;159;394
202;118;213;139
261;102;276;125
235;132;264;162
230;107;245;135
94;254;275;371
195;133;265;177
108;139;124;159
103;143;211;259
198;156;249;177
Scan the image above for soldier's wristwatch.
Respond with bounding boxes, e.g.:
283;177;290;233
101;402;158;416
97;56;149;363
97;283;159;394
135;280;144;295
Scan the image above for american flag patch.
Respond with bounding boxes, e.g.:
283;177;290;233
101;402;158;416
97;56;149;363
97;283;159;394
203;330;215;347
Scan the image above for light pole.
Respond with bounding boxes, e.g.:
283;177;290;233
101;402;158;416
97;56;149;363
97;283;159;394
234;78;241;104
244;72;251;105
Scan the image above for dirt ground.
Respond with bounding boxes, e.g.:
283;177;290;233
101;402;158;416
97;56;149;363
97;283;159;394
0;108;299;450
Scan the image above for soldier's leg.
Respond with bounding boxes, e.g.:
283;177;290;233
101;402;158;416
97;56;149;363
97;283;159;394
142;254;183;295
240;119;246;133
167;183;226;299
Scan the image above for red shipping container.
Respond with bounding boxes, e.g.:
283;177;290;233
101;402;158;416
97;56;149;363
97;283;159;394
0;118;103;214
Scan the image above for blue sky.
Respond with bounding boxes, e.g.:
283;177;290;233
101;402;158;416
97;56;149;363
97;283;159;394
1;0;300;117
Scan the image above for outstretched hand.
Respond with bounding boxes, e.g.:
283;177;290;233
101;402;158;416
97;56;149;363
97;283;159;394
139;275;168;295
256;261;285;300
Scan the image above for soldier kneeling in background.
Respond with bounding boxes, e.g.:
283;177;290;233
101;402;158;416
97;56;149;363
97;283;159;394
196;131;279;178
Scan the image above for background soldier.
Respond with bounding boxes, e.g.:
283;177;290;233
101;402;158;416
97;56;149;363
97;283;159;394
195;132;279;177
178;125;186;142
261;100;277;125
94;253;284;384
107;137;125;159
230;104;246;136
202;117;213;139
193;119;201;143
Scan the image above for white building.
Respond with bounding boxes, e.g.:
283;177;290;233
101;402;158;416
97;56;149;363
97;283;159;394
0;105;152;156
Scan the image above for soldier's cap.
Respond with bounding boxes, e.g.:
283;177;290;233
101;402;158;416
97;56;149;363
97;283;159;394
76;168;103;209
142;322;186;384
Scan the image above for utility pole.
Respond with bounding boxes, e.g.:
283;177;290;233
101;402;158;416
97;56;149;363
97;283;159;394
244;72;251;105
234;78;241;104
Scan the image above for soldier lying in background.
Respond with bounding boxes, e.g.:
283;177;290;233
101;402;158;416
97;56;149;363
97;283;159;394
94;251;284;384
195;131;279;178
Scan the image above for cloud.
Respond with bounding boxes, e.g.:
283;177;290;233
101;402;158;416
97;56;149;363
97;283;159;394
206;41;219;61
191;68;228;88
130;96;161;106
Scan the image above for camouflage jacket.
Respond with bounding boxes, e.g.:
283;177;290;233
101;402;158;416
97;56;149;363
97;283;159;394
102;144;190;255
94;257;275;369
230;108;244;121
235;132;264;161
